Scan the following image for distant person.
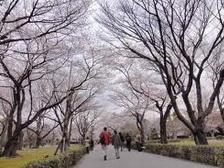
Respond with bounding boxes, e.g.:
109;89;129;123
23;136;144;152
85;137;90;153
89;138;94;151
125;133;132;151
135;134;143;152
119;132;125;151
99;127;110;160
112;130;122;159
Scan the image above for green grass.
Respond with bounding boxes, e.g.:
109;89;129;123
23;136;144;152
0;145;82;168
167;138;224;146
168;138;196;146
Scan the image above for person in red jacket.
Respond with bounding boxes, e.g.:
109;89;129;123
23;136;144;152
99;127;110;160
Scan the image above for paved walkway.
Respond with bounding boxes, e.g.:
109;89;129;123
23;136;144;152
73;145;217;168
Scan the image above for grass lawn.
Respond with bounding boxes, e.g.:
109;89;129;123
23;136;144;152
0;145;82;168
168;138;224;146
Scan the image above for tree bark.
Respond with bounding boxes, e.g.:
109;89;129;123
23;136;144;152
3;126;23;156
60;133;69;153
193;131;208;145
160;118;168;144
68;117;73;146
0;119;7;148
82;133;86;144
35;136;42;148
221;112;224;124
3;136;18;157
6;115;13;145
17;132;24;150
138;122;145;144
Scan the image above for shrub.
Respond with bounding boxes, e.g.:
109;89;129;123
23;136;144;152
147;139;181;144
144;144;224;167
216;135;224;140
24;147;86;168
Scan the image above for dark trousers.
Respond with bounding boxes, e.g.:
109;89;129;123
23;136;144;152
86;147;89;153
126;142;131;151
136;142;143;152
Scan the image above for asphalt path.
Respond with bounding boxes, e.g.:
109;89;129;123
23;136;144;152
73;145;217;168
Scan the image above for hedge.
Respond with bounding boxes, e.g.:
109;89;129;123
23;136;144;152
141;144;224;168
148;139;181;144
24;147;86;168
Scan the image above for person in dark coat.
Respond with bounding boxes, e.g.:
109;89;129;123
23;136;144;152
89;138;94;151
85;137;90;153
112;130;122;159
119;132;125;151
135;135;143;152
125;133;132;151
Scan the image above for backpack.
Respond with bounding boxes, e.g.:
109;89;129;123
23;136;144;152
100;134;105;145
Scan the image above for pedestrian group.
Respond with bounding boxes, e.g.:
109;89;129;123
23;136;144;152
83;126;143;161
99;127;133;160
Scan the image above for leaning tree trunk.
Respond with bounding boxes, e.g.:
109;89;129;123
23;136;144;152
137;122;145;144
170;94;209;145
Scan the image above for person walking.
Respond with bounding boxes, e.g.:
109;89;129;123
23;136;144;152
85;137;90;153
112;130;122;159
119;132;125;151
135;134;143;152
125;133;132;152
99;127;110;160
89;138;94;151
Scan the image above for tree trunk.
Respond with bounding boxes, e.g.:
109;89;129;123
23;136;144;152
17;132;24;150
60;91;72;153
6;115;13;145
60;130;70;153
160;118;168;144
35;136;42;148
136;120;145;144
51;132;56;145
29;142;32;148
3;126;22;157
221;109;224;124
0;120;7;148
60;137;69;153
68;117;73;146
2;136;19;157
193;128;208;145
139;123;145;144
172;98;208;145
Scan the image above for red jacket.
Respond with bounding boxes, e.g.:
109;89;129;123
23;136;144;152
100;131;110;145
